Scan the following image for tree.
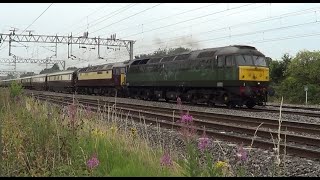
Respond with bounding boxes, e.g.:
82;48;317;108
51;63;60;71
67;67;78;70
40;63;61;74
266;57;272;67
277;50;320;104
269;53;292;84
167;47;191;55
5;73;15;80
134;47;191;59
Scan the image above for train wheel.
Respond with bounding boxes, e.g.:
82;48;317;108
226;101;236;109
208;101;215;107
246;100;255;109
223;94;229;103
190;97;197;105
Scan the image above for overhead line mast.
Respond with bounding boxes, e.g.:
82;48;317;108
0;32;135;60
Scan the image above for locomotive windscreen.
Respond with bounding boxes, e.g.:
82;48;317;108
235;55;267;67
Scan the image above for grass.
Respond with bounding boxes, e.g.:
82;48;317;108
0;85;290;177
0;89;182;176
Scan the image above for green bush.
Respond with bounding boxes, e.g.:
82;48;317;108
269;50;320;105
9;81;23;98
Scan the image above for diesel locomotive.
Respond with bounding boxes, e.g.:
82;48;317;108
0;45;274;109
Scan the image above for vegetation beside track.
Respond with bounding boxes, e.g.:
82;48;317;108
0;85;287;176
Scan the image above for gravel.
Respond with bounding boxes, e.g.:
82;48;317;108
267;102;320;110
25;90;320;125
113;114;320;177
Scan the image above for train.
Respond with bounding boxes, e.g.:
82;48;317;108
0;45;274;109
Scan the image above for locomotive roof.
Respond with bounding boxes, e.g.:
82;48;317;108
129;45;264;65
1;79;13;81
20;76;32;79
78;63;114;72
190;45;263;57
112;62;127;68
47;70;75;76
31;73;47;78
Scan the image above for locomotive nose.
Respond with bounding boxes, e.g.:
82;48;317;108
239;66;269;81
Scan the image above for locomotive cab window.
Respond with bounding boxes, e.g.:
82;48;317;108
161;56;175;63
138;59;150;65
131;60;142;65
175;54;190;61
235;55;267;67
225;56;235;67
114;68;121;75
217;56;225;67
235;55;252;66
148;58;162;64
253;56;267;66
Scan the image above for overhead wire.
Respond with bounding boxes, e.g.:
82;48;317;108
120;3;255;39
20;3;54;35
0;3;53;54
61;2;314;62
41;3;139;61
58;3;110;34
57;4;161;62
38;3;122;58
134;3;267;39
74;3;255;62
90;3;163;35
133;17;320;53
130;5;320;54
12;3;320;69
71;3;139;36
105;3;220;35
48;3;254;64
133;4;320;48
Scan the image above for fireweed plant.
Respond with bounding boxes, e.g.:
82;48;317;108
175;97;249;177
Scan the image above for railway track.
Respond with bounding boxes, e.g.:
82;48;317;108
25;90;320;160
164;98;320;119
24;90;320;118
267;104;320;112
246;106;320;118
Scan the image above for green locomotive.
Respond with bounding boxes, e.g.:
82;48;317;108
1;45;273;109
126;45;272;108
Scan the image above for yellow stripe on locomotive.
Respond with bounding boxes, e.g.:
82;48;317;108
78;70;112;80
120;73;126;85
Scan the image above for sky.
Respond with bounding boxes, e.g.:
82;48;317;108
1;3;320;74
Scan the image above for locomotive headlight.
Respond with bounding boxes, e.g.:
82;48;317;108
258;82;260;85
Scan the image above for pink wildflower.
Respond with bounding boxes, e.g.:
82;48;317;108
85;105;93;118
198;136;210;152
236;144;248;162
87;153;99;170
160;151;173;167
181;114;193;123
67;103;77;121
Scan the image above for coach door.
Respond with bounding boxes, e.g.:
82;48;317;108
217;55;225;81
113;67;121;86
224;55;236;80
